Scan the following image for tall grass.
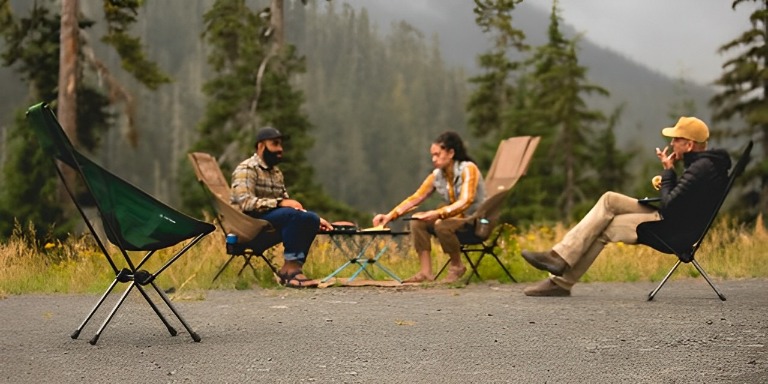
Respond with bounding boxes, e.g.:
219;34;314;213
1;218;766;297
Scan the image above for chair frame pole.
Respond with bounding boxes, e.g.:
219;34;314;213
647;260;681;301
187;154;280;283
692;259;727;301
435;225;517;284
647;259;726;302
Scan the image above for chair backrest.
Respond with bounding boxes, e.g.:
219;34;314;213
485;136;541;198
187;152;272;243
26;102;214;251
638;141;753;256
692;141;753;247
461;136;540;240
470;187;510;225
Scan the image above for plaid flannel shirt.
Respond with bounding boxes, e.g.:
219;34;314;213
230;153;289;214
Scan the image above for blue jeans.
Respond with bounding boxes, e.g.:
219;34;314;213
254;208;320;264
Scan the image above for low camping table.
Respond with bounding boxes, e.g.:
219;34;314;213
319;228;408;283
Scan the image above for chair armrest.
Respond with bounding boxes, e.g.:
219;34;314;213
638;197;660;209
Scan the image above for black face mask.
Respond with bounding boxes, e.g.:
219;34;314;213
262;147;282;167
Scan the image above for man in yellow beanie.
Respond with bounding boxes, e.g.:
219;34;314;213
520;117;732;296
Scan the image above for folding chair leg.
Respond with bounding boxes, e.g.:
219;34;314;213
692;259;727;301
259;254;280;276
150;281;201;342
212;255;238;282
648;259;726;301
89;283;136;345
463;253;482;284
436;256;480;283
72;278;121;340
135;284;178;337
490;253;517;283
435;259;450;279
214;252;280;282
235;255;257;277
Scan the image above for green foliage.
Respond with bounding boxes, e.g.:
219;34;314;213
2;218;767;294
0;0;173;240
467;0;528;140
710;0;768;222
184;0;364;224
285;3;470;216
0;111;76;239
590;106;633;195
0;1;60;101
527;4;611;221
473;0;623;225
101;0;170;89
0;1;71;240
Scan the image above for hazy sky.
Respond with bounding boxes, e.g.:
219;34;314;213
528;0;758;85
344;0;759;86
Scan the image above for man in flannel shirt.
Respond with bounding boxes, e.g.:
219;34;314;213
231;126;333;287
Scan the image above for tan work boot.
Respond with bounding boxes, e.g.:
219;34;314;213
523;278;571;297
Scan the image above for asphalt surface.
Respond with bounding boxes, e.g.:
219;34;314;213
1;279;767;383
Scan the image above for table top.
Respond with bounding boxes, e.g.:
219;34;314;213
320;225;409;236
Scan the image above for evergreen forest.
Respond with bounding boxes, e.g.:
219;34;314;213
0;0;765;241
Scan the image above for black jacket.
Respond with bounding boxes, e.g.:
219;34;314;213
638;149;732;254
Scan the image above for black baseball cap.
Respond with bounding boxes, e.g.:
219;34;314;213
255;126;287;144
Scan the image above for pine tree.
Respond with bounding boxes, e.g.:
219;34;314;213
525;1;609;221
709;0;768;221
466;0;529;143
0;0;170;240
182;0;362;223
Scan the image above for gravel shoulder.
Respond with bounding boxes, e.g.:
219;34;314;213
1;279;767;383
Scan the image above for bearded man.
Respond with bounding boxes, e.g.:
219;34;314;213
231;126;332;287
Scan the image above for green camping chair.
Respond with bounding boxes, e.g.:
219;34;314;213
26;102;215;345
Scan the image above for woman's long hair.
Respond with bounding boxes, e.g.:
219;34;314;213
434;131;474;163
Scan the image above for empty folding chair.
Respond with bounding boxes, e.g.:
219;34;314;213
637;141;753;301
26;102;215;344
187;152;281;281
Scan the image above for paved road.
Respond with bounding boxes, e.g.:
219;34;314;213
1;279;767;383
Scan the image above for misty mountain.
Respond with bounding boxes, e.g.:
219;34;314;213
0;0;719;210
351;0;717;150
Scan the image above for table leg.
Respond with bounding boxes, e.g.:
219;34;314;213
345;235;380;282
320;233;403;284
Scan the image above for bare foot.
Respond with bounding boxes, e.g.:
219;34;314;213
403;272;435;283
441;265;467;283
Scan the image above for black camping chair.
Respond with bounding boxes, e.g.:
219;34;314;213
434;136;540;284
26;102;215;344
187;152;281;282
434;190;517;284
637;141;753;301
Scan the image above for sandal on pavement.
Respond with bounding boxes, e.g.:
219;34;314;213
277;271;319;288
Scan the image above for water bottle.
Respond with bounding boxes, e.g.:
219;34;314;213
475;218;491;238
226;233;238;254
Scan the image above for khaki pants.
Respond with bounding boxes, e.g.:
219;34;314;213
551;192;661;290
410;218;471;256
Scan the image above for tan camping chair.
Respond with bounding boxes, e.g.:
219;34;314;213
187;152;281;281
435;136;540;284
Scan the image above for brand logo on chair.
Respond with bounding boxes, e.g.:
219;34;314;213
159;214;177;224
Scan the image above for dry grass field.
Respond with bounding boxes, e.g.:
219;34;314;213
1;216;767;298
